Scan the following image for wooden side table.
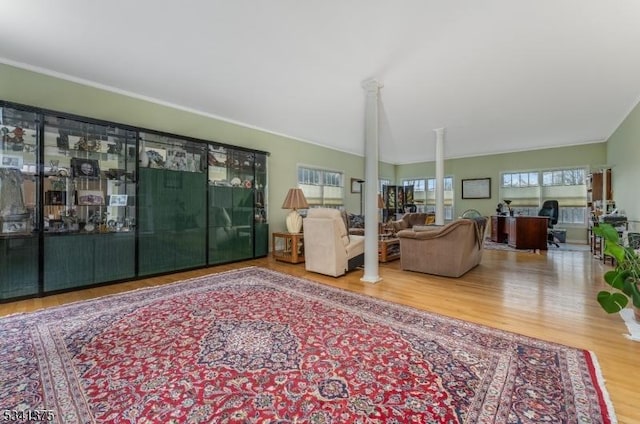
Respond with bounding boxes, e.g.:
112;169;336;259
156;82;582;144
379;237;400;262
272;232;304;263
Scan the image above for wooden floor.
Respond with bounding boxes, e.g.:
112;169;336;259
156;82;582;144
2;248;639;423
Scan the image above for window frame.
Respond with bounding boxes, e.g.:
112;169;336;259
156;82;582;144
297;165;345;208
500;167;588;226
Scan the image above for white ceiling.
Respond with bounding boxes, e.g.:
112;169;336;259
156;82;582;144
2;1;640;164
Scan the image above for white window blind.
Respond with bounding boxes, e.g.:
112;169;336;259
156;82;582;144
500;168;587;224
297;166;344;207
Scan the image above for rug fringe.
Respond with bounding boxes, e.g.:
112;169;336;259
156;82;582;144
619;308;640;342
587;350;619;424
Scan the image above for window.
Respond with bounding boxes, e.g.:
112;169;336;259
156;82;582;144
379;178;391;194
402;177;454;220
541;168;587;225
297;166;344;207
500;168;587;225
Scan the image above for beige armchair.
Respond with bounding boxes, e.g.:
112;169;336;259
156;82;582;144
303;208;365;277
397;217;487;277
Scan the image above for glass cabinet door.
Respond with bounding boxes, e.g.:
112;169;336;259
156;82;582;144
1;100;269;301
207;146;260;264
254;152;268;257
0;106;39;299
137;132;207;276
42;115;136;291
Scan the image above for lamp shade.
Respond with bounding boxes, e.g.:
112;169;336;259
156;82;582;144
282;188;309;210
282;188;308;233
377;194;384;209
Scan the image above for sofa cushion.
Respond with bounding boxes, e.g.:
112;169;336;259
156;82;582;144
340;210;350;243
348;213;365;229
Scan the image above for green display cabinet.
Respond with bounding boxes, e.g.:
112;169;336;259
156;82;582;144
0;106;40;300
254;222;269;257
44;234;96;291
43;233;136;292
0;236;39;299
138;168;208;275
208;186;254;264
94;232;135;282
1;100;269;302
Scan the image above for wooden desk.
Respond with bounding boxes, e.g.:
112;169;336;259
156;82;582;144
491;215;549;250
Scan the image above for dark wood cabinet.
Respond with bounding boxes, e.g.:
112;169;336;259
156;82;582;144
491;216;508;243
506;216;549;250
491;215;549;250
589;169;612;203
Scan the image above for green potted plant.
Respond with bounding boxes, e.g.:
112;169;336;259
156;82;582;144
592;223;640;320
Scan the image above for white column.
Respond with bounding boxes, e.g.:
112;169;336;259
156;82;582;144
361;79;383;283
434;128;445;225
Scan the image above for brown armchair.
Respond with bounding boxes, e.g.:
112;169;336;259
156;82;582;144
397;217;487;277
391;212;435;233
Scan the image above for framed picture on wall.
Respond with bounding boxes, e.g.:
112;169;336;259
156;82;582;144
462;178;491;199
351;178;364;193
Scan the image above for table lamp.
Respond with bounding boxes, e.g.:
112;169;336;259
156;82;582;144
282;188;308;233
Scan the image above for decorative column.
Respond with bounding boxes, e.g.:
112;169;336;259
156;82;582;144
361;79;383;284
434;128;445;225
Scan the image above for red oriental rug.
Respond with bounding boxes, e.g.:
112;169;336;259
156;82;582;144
0;267;616;423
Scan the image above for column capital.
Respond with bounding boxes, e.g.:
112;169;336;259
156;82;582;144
361;79;384;92
433;127;445;137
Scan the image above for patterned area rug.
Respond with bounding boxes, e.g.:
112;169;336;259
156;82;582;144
0;267;616;423
483;239;536;253
484;239;591;253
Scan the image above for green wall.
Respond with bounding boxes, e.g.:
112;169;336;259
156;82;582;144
607;99;640;231
2;63;616;242
396;143;607;243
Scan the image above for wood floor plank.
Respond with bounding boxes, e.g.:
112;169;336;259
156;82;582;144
1;248;638;423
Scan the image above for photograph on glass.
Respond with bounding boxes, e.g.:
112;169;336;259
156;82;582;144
77;190;105;206
0;154;23;169
109;194;128;206
71;158;100;178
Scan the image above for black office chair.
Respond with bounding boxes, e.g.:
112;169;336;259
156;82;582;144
538;200;559;247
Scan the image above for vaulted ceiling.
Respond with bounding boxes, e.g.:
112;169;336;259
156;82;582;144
2;1;640;164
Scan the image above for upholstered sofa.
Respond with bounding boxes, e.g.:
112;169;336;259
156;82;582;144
303;208;365;277
396;217;487;277
347;213;366;236
391;212;435;233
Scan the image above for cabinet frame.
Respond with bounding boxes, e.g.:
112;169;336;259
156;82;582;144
0;99;270;302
